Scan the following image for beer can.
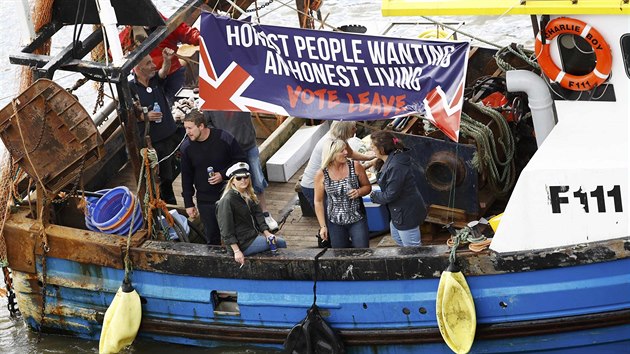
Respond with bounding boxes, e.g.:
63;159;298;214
267;235;278;254
207;166;214;178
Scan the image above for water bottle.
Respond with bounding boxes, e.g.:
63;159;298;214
153;102;162;123
267;234;278;254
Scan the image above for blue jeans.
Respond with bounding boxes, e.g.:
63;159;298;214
390;221;421;247
328;218;369;248
243;235;287;255
246;147;268;194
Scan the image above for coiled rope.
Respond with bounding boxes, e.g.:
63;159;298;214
141;148;174;239
494;44;540;72
447;226;492;263
460;103;516;195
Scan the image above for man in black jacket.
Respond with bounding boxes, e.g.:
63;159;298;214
180;110;245;245
131;48;182;204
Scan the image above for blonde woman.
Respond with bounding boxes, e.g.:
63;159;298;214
314;139;372;248
300;121;374;209
216;162;286;266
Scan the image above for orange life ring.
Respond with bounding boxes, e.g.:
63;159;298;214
535;17;612;91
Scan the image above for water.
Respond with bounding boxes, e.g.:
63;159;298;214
0;0;531;352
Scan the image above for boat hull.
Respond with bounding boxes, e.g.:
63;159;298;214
6;211;630;353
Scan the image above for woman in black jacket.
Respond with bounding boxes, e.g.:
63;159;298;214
369;131;426;246
216;162;286;266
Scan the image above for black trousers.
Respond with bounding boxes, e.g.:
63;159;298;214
198;202;221;245
153;132;183;205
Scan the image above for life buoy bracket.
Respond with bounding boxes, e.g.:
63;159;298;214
535;17;612;92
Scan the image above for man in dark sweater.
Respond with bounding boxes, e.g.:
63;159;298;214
131;48;182;205
180;110;245;245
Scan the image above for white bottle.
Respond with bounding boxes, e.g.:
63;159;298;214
153;102;161;123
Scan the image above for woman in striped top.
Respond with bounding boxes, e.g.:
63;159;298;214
314;139;372;248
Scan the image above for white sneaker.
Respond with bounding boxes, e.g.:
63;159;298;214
263;212;279;232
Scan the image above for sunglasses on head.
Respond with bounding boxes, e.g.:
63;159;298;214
234;174;250;181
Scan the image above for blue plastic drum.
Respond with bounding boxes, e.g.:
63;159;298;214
90;187;143;235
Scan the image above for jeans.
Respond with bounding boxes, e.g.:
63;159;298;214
198;202;221;245
246;147;268;194
328;218;369;248
390;221;421;247
243;234;287;255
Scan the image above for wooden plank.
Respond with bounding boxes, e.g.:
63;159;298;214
258;116;307;165
425;204;469;228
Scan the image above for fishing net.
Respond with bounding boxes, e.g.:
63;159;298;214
0;149;15;267
19;0;54;90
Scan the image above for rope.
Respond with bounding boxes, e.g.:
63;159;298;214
157;135;186;165
447;226;492;264
460;103;516;195
11;99;50;197
311;248;328;307
446;144;459;223
36;195;51;343
140;148;174;240
495;44;540;73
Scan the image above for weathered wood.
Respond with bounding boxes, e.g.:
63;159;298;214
258;116;307;165
425;204;469;228
0;79;104;195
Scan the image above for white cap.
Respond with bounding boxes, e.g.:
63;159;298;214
226;162;250;178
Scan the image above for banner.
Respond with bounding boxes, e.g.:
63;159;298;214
199;13;470;141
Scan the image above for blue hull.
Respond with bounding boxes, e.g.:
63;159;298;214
16;254;630;353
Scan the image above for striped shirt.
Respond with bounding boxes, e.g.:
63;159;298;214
324;160;364;225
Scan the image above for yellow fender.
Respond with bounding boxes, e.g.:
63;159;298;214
436;263;476;354
489;213;503;233
99;280;142;354
418;28;450;39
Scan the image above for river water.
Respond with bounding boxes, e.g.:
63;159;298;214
0;0;531;352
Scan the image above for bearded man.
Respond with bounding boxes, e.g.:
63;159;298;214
180;110;245;245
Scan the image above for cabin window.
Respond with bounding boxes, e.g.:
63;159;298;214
557;34;596;76
620;34;630;78
211;290;240;316
550;34;616;101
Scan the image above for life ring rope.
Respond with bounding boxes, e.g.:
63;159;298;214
535;17;612;92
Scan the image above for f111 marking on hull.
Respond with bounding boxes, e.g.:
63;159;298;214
549;185;623;214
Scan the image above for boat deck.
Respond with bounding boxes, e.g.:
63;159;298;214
110;162;400;249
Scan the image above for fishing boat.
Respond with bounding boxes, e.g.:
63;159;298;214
1;0;629;353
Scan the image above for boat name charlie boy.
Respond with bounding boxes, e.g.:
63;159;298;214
548;185;623;213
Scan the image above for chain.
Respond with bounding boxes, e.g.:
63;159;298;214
36;196;50;342
4;103;48;159
52;155;86;204
93;82;105;115
3;267;20;317
245;0;274;12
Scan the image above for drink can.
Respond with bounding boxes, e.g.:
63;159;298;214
267;234;278;254
207;166;214;178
